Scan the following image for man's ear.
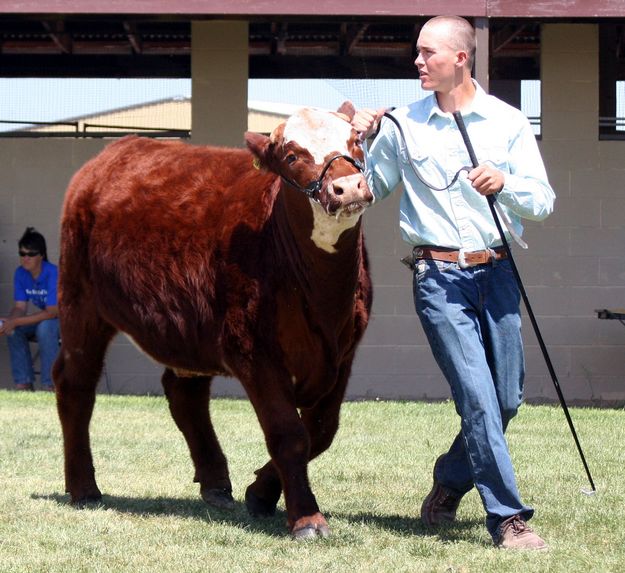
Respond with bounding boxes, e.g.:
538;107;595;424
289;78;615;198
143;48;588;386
456;49;469;68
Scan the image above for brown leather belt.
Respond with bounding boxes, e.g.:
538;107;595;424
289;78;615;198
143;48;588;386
413;246;507;268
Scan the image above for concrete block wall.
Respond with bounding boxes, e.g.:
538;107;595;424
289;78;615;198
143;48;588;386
528;23;625;405
1;22;624;404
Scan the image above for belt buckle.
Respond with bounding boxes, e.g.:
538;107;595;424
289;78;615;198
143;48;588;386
457;248;473;269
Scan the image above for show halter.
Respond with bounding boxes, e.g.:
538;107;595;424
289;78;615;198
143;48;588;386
279;153;364;202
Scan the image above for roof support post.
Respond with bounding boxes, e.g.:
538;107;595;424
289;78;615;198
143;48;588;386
191;20;248;146
474;17;489;92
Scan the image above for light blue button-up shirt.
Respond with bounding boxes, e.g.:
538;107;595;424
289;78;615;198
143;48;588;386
364;82;555;250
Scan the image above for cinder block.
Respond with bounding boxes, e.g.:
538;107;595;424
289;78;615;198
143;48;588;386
599;144;625;170
570;346;625;376
523;344;570;377
541;141;600;169
522;316;598;346
369;255;411;287
361;314;426;346
541;81;597;114
599;257;625;285
572;228;625;257
544;167;571;198
541;108;597;141
601;197;625;228
370;285;414;315
520;226;571;257
543;195;600;228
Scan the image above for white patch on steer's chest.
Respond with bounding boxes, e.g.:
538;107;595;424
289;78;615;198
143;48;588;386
310;200;360;254
283;108;352;163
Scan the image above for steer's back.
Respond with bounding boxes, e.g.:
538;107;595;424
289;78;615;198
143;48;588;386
59;136;278;369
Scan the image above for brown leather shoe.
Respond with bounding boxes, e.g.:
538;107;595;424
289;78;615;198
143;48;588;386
15;382;34;391
420;456;464;526
496;515;548;550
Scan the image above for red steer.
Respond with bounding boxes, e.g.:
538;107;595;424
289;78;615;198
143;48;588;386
53;102;373;539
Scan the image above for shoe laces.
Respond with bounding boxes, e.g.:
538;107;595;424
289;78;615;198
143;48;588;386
503;515;532;536
436;485;461;510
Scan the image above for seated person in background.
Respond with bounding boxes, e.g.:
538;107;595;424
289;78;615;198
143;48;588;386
0;227;60;391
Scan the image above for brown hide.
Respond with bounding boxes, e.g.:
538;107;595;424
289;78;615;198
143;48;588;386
54;106;373;539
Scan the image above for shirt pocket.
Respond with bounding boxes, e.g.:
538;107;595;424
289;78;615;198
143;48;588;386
477;146;509;172
397;132;430;167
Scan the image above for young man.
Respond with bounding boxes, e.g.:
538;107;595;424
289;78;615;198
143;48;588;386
0;227;60;391
352;16;555;549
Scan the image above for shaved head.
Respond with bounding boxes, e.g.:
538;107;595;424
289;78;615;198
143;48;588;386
422;16;476;69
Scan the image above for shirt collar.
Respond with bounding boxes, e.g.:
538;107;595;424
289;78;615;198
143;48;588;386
30;260;50;283
426;80;490;122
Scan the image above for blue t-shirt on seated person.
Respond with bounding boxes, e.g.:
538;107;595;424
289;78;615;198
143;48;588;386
13;260;58;310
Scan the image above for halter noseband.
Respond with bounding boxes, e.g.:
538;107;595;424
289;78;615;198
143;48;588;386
281;154;364;202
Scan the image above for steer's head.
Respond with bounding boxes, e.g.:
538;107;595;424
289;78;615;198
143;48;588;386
245;102;374;224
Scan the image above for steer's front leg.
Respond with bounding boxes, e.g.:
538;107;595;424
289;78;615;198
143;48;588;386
244;372;329;539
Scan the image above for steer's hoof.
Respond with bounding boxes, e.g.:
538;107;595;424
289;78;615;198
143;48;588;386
201;487;235;510
292;524;331;540
291;514;331;540
245;487;277;517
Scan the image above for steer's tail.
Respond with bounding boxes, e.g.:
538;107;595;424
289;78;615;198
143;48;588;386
54;154;117;394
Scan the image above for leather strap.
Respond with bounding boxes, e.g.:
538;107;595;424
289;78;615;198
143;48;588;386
413;246;507;267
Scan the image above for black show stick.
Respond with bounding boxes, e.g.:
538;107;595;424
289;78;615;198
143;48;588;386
453;110;596;493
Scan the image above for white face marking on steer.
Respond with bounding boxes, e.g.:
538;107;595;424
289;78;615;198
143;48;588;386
282;107;366;254
310;199;362;254
283;108;353;163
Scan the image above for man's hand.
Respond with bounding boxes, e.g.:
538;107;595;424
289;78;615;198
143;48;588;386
467;164;505;196
352;108;386;140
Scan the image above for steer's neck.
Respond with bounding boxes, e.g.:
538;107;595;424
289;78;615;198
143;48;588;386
273;185;364;313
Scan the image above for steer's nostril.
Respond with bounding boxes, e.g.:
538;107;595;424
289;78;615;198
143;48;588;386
333;185;344;196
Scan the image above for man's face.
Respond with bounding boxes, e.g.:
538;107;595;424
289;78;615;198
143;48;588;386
414;23;460;92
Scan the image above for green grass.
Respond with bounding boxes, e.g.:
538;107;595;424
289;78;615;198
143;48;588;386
1;390;623;572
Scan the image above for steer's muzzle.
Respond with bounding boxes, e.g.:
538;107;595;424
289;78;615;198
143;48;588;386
325;173;373;216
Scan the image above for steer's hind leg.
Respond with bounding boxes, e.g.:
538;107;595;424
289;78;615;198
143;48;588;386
54;312;116;505
245;460;282;517
161;369;233;509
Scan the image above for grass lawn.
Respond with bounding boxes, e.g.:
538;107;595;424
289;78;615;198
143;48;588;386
0;390;623;572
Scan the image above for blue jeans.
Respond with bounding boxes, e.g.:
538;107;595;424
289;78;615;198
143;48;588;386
413;257;533;539
7;319;60;388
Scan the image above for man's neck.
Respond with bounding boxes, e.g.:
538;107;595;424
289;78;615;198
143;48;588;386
435;77;476;114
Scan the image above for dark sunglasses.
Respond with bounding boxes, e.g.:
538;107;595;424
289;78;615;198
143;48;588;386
19;250;40;257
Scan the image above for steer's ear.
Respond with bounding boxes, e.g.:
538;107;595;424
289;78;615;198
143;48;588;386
245;131;272;170
336;101;356;122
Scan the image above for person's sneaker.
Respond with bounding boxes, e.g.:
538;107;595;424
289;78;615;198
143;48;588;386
495;515;548;550
420;456;464;526
15;382;34;391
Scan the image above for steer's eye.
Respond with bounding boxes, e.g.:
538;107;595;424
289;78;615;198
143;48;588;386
286;153;297;165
